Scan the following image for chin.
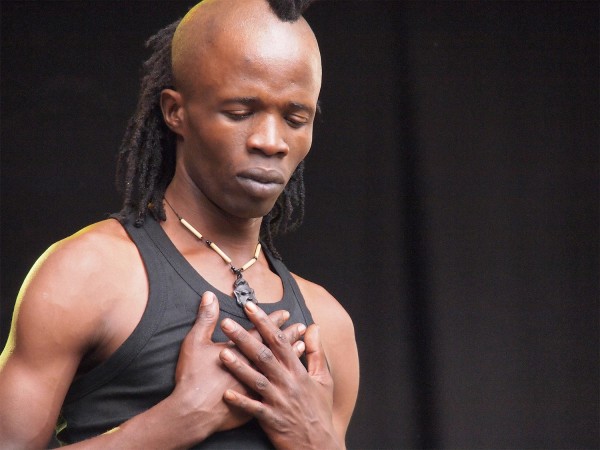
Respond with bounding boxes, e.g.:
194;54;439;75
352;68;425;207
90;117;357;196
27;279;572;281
229;200;278;221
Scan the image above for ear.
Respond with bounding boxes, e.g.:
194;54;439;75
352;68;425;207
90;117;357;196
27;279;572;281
160;88;185;135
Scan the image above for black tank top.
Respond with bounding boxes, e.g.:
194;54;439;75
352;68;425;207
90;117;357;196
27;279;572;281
56;215;314;448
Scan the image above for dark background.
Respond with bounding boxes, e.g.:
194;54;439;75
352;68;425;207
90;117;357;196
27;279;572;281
1;1;598;448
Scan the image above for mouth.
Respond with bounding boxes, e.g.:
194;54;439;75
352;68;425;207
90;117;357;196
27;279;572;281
236;168;286;198
237;168;286;185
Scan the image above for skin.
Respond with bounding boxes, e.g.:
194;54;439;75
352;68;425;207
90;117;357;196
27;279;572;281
0;0;359;448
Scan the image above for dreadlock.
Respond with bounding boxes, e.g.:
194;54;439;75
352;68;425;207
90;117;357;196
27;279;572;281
116;0;315;258
116;20;178;226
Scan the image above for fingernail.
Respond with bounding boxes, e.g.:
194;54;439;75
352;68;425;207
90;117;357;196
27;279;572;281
245;301;258;313
202;292;214;305
298;324;306;334
296;341;306;354
223;389;236;401
221;349;236;363
221;318;235;332
282;311;290;321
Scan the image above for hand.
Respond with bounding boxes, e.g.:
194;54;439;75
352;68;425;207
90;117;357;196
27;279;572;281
170;292;300;438
219;301;340;450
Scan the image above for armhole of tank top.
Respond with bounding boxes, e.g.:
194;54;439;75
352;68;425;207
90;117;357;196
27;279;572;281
62;217;168;403
272;260;333;373
266;256;324;372
266;255;314;327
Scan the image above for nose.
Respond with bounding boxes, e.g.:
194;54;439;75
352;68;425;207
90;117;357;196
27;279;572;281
246;114;289;156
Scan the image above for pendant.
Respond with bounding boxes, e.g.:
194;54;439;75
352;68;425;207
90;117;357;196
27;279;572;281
233;272;258;307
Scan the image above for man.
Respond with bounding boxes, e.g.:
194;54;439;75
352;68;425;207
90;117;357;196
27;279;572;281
0;0;359;448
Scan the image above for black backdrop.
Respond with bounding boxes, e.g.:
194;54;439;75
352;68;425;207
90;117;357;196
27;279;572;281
1;1;598;448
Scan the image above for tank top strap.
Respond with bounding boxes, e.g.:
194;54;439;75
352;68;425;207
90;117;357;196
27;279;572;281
62;215;168;403
263;251;314;327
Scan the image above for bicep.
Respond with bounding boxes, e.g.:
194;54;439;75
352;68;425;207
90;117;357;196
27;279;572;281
327;315;359;444
0;250;98;447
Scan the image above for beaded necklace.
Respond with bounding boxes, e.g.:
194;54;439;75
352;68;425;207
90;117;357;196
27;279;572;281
164;198;260;307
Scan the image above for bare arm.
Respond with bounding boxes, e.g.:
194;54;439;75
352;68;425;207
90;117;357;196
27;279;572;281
0;239;106;448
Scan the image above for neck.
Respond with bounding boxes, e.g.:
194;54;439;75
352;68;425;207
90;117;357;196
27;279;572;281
163;182;263;254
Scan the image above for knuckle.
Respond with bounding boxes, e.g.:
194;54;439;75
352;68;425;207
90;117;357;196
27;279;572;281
285;329;297;344
276;330;288;344
198;309;216;324
255;375;270;391
256;403;266;417
272;414;286;429
257;346;274;363
200;300;216;316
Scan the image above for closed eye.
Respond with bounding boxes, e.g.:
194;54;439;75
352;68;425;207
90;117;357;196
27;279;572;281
286;115;310;129
223;110;253;121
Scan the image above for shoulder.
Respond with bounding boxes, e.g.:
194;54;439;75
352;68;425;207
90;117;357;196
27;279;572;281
292;273;354;337
12;218;140;352
46;218;134;267
24;219;137;306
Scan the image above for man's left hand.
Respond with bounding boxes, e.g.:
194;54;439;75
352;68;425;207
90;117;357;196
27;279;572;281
219;301;340;450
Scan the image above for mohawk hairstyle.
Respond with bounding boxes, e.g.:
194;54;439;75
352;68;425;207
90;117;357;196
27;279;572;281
267;0;315;21
116;0;315;258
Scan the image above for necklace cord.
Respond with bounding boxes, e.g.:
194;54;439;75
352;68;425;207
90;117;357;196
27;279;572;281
163;197;261;306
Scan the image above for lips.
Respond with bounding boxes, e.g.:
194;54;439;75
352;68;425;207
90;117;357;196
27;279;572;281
236;168;286;198
237;168;286;185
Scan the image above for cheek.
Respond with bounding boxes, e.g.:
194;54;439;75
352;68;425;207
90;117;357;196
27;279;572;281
186;122;240;168
290;130;313;163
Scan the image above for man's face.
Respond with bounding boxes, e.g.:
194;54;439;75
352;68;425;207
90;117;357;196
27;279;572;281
173;17;321;220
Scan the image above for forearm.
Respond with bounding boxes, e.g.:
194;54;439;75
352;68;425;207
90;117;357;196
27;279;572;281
65;395;212;450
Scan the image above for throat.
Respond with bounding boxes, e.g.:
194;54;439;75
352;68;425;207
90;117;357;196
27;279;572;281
165;197;271;307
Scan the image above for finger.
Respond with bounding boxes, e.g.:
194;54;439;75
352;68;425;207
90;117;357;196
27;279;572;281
222;388;275;424
190;291;220;343
293;339;306;359
175;292;220;381
231;321;306;362
234;324;306;361
269;309;290;329
284;323;306;347
243;302;298;367
245;310;290;344
303;324;330;378
220;349;278;403
221;317;284;377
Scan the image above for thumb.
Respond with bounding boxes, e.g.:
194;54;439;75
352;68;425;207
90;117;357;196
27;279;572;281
175;292;220;382
190;291;220;342
304;324;329;378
